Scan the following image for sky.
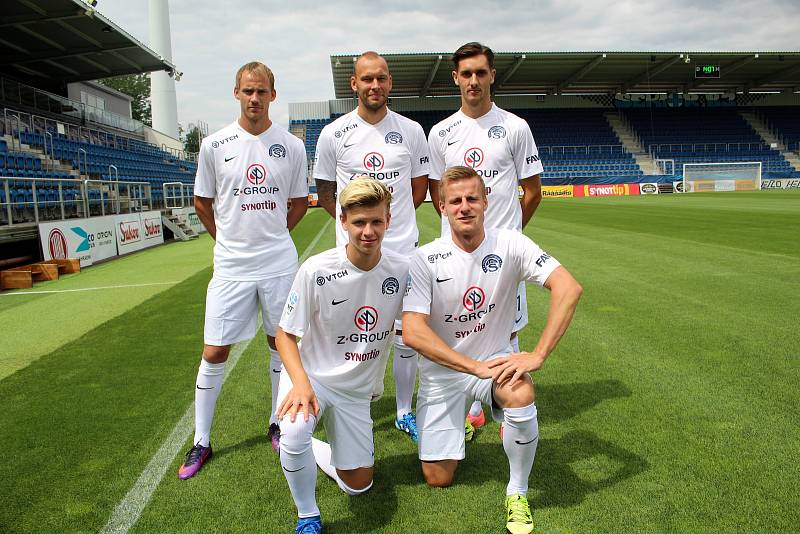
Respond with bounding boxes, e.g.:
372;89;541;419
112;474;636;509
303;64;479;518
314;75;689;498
96;0;800;134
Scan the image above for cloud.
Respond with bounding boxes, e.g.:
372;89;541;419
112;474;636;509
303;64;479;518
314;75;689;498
98;0;799;135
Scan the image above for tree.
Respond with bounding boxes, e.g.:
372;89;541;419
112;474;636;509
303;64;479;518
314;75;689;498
98;73;152;126
183;124;202;154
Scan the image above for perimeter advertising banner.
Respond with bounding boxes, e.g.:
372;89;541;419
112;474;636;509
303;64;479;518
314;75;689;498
141;210;165;246
116;211;165;255
39;216;117;267
542;185;574;198
761;178;800;189
574;183;641;197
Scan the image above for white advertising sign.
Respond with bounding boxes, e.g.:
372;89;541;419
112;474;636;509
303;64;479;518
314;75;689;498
140;210;165;247
39;216;117;267
115;213;144;255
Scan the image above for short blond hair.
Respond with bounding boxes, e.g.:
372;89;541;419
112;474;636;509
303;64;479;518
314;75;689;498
339;176;392;213
439;166;486;202
235;61;275;90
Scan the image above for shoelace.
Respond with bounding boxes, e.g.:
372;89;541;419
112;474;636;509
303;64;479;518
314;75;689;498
296;518;320;534
184;444;206;466
507;497;532;523
404;414;418;438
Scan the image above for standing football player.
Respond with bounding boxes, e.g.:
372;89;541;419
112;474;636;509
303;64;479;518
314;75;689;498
178;61;308;480
427;42;544;436
314;51;429;443
403;166;581;534
276;178;409;533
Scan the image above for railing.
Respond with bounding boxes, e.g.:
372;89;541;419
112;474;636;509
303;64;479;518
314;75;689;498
539;144;627;156
163;181;194;209
0;176;152;226
649;142;772;156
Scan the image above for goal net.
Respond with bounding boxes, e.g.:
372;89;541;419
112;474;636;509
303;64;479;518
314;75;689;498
682;162;762;193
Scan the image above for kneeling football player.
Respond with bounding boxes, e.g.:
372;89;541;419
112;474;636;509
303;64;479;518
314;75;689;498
275;177;408;533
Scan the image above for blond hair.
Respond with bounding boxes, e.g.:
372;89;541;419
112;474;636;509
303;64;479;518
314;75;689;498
235;61;275;90
439;166;486;202
339;176;392;213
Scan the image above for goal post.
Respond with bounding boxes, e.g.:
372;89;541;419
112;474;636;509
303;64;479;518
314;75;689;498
682;162;762;193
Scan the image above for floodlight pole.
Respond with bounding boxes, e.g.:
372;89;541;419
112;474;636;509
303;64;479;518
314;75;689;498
149;0;179;139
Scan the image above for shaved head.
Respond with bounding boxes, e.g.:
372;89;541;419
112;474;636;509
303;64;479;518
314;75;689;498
354;51;389;75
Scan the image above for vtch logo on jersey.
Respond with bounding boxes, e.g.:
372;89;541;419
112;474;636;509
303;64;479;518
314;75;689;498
246;164;266;185
334;123;358;138
315;269;349;286
438;119;462;138
382;277;400;296
427;251;453;263
363;152;385;172
354;306;378;332
488;126;506;139
211;134;238;149
385;131;403;144
269;144;286;158
482;254;503;273
464;148;485;168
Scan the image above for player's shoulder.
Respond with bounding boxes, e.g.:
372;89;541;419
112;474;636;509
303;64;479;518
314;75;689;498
381;248;411;271
320;111;357;136
415;237;455;262
492;105;529;131
301;247;343;273
429;111;462;138
387;109;423;131
200;122;240;149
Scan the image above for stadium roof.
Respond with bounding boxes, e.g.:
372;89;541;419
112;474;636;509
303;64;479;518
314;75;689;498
0;0;180;85
330;51;800;99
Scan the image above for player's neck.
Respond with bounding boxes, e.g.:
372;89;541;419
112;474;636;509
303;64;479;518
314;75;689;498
357;104;388;125
451;228;485;253
345;244;382;271
238;116;272;136
460;99;492;119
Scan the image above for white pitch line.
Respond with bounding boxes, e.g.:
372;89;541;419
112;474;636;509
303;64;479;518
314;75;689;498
100;218;331;534
0;281;180;296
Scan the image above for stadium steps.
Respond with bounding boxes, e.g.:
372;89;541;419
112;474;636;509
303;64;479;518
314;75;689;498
161;214;198;241
1;134;78;176
604;112;658;175
740;111;800;173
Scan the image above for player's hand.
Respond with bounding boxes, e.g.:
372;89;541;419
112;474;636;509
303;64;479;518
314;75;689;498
277;383;320;423
471;359;495;379
487;351;546;386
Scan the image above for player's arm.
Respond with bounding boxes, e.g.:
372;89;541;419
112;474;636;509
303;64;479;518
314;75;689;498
402;311;493;378
519;174;542;228
428;181;441;216
315;179;337;218
411;175;429;209
275;327;319;422
286;196;308;231
193;195;216;240
488;266;582;384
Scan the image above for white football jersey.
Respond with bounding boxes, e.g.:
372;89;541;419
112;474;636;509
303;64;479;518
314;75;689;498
195;122;308;281
403;229;559;390
279;247;410;401
428;104;544;234
314;109;430;255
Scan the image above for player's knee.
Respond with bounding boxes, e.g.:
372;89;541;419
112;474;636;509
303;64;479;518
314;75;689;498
277;415;314;454
267;335;277;350
421;462;455;488
202;344;230;364
496;375;535;408
339;478;373;496
337;467;373;495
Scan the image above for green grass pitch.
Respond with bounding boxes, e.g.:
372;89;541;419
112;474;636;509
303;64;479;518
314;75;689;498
0;190;798;533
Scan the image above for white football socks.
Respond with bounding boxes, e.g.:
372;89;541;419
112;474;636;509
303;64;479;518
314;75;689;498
393;335;417;419
311;438;372;496
268;347;282;426
468;400;483;417
502;403;539;496
193;359;225;447
280;414;320;518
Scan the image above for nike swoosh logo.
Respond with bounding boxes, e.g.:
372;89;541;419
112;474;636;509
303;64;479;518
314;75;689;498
282;465;305;472
399;353;415;358
224;155;237;162
332;298;348;305
515;316;523;323
515;437;538;445
435;277;452;283
272;368;281;373
196;385;214;390
343;143;355;148
447;140;459;146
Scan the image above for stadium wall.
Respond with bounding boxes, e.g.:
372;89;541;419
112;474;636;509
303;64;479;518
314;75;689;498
67;81;133;119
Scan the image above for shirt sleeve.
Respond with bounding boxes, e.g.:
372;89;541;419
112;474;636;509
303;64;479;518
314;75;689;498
512;119;544;180
402;249;434;314
288;137;309;198
193;138;216;198
279;263;316;338
427;128;446;181
512;232;561;287
312;125;336;182
410;122;431;178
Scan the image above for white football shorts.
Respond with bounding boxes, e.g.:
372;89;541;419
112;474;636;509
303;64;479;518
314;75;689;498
277;370;374;470
203;273;295;346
